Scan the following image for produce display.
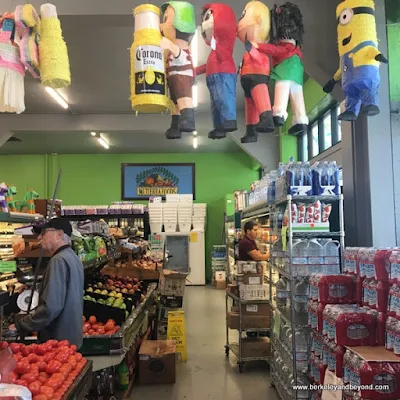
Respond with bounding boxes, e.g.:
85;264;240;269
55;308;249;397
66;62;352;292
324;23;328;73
1;339;87;400
130;254;162;270
82;316;120;337
72;235;108;264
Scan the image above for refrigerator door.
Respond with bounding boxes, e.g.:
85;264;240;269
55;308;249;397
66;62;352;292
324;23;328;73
163;233;190;274
187;230;206;285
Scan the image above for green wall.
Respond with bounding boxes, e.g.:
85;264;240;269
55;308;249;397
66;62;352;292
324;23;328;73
0;153;258;281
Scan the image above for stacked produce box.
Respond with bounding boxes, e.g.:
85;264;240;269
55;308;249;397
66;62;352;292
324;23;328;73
156;269;186;340
307;247;400;400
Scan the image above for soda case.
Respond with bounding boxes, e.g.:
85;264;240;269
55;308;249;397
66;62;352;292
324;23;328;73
322;305;377;346
362;279;390;312
322;336;345;377
388;284;400;318
344;247;361;275
356;275;365;305
357;248;392;281
388;250;400;285
311;330;324;359
310;353;327;384
343;349;400;400
308;301;325;333
385;316;400;355
309;274;356;304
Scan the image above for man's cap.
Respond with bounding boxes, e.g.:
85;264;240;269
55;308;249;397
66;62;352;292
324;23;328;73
33;218;73;237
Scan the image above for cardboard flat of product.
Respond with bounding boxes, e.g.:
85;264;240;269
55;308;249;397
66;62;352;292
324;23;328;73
242;273;263;285
231;303;271;316
159;269;187;297
227;312;270;330
216;281;226;290
321;370;343;400
346;346;400;362
139;340;176;385
241;337;271;358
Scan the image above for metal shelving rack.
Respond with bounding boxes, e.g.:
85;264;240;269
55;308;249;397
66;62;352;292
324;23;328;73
224;292;271;373
269;194;345;400
223;202;272;373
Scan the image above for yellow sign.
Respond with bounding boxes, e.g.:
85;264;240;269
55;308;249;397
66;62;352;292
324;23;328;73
167;311;187;361
137;187;178;196
281;226;288;251
189;232;198;243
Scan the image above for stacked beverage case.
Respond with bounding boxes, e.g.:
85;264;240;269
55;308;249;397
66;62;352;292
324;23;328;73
306;247;400;400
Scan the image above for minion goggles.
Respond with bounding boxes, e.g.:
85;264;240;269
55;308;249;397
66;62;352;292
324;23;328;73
337;7;375;25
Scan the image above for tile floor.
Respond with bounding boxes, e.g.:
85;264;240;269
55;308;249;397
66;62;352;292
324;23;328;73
133;286;279;400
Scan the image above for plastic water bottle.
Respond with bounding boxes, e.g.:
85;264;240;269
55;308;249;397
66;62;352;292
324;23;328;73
276;277;290;308
294;277;309;313
322;239;341;275
308;239;324;275
292;239;309;276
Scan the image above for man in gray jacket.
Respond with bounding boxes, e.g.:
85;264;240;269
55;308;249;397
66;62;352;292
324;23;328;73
14;218;84;347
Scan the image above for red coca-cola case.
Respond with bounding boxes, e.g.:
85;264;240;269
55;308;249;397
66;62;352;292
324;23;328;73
356;275;365;306
377;312;387;346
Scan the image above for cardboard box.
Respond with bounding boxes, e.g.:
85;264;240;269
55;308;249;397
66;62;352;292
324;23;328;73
159;269;187;297
242;273;263;285
139;340;176;385
214;271;226;282
231;303;271;316
239;284;269;301
227;312;270;330
216;281;226;290
242;337;271;358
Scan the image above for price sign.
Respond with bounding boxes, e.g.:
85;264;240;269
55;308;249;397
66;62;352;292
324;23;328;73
0;260;17;273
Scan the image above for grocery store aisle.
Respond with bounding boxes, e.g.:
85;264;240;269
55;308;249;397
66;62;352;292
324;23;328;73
133;286;278;400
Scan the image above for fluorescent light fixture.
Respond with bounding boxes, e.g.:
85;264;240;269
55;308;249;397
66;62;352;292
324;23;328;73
193;137;198;149
191;28;198;67
90;132;97;137
192;84;198;108
193;131;197;136
97;136;109;150
45;87;68;109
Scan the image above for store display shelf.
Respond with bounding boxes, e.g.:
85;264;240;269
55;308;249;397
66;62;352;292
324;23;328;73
271;369;290;400
271;339;293;370
226;291;270;305
242;207;270;220
83;252;121;270
271;230;343;238
272;304;309;328
0;211;44;223
273;194;341;206
65;360;93;400
228;343;270;362
271;265;291;280
62;213;145;220
81;283;157;356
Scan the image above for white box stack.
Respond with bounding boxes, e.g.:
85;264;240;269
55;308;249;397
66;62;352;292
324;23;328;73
178;197;193;233
148;203;163;233
163;200;178;232
192;203;207;230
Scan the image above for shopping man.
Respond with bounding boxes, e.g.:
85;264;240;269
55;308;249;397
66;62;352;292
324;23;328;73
12;218;84;347
238;220;269;261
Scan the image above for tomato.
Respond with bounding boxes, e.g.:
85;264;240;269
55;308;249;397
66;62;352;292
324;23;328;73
46;378;62;391
40;386;54;398
91;324;100;331
29;368;39;379
20;345;32;357
88;329;95;335
45;360;62;374
55;352;69;363
13;353;23;362
88;315;97;325
75;353;83;361
52;393;62;400
28;381;42;395
15;379;28;386
9;343;21;354
43;352;56;363
8;371;18;383
97;327;106;335
20;373;37;383
57;340;69;347
33;395;49;400
82;322;91;333
107;319;115;325
52;373;64;381
46;340;58;348
67;356;77;368
39;372;49;379
35;343;52;356
59;364;72;377
37;361;47;372
27;353;40;364
15;361;31;375
104;321;115;331
37;375;47;384
70;344;77;352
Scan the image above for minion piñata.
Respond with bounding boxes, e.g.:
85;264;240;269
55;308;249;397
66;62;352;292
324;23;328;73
323;0;388;121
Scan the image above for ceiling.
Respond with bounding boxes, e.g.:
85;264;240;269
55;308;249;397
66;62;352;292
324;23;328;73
0;0;338;156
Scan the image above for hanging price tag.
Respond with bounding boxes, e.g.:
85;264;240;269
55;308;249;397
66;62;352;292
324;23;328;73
0;261;17;273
